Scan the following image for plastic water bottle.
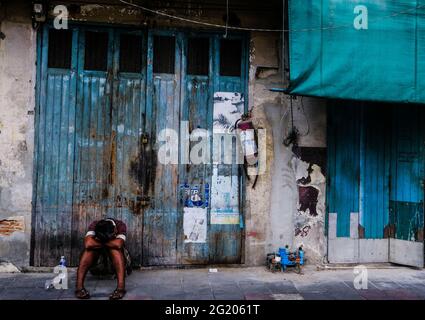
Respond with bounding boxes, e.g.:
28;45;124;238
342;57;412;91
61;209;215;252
59;256;66;267
44;279;53;290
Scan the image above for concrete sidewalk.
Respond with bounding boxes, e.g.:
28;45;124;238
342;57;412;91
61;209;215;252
1;265;425;300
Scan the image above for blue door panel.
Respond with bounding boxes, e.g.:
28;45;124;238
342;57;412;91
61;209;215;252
389;105;425;241
361;105;390;238
207;36;247;263
33;25;78;266
180;75;212;264
327;102;360;238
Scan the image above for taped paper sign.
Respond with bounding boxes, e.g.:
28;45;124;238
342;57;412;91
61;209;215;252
210;166;240;225
211;212;239;225
183;207;207;243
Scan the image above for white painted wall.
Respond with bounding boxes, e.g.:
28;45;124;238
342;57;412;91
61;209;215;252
0;17;36;266
246;33;327;265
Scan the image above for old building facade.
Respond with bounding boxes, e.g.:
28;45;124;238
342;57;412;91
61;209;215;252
0;0;422;269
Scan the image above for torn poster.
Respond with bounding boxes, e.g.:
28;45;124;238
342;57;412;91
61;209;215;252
213;92;244;132
183;207;207;243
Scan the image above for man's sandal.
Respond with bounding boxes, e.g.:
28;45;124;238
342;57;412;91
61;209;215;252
75;288;91;299
109;288;126;300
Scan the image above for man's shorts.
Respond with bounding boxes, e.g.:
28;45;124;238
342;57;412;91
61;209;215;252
89;246;133;277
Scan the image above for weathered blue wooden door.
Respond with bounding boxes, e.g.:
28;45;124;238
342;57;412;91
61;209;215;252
389;105;425;267
33;25;150;266
141;30;182;265
33;25;247;267
32;26;79;266
143;31;247;265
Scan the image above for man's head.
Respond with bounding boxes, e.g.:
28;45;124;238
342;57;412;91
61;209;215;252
95;219;117;243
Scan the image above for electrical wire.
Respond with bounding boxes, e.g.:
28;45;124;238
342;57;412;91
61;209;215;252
280;96;310;144
119;0;425;33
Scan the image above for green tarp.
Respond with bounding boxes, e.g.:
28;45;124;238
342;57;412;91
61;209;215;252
288;0;425;104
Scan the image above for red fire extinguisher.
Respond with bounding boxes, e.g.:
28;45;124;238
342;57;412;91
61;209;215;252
234;111;259;189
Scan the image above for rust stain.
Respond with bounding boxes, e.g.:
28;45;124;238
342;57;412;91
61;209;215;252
383;224;396;238
417;229;424;242
358;224;365;239
110;130;117;185
101;186;108;199
246;231;259;238
127;196;150;215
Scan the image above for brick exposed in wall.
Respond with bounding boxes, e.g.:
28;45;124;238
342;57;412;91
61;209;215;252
0;217;25;236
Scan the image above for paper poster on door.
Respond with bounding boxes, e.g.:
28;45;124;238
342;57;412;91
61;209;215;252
213;92;244;132
180;183;209;208
183;207;207;243
210;167;240;225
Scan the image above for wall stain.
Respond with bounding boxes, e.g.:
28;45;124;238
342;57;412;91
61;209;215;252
297;186;319;216
128;133;157;214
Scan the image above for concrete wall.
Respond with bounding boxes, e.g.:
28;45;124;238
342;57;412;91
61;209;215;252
0;1;328;267
0;1;36;267
246;31;327;265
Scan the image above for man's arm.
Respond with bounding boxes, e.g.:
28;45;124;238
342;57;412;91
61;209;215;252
105;238;124;250
84;235;103;250
105;220;126;250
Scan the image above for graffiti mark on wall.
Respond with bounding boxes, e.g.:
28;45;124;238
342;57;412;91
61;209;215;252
295;225;311;238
